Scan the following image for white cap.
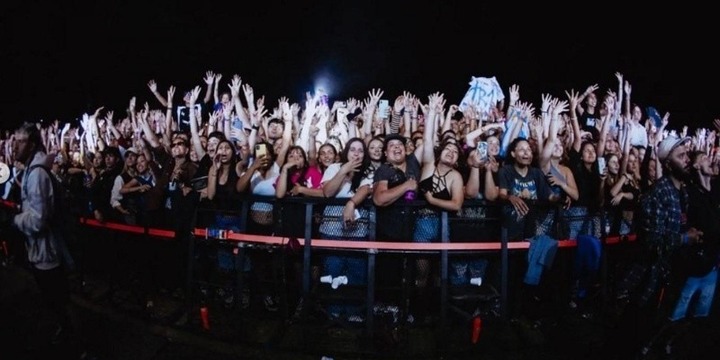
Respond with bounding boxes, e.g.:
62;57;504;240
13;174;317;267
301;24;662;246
657;135;691;162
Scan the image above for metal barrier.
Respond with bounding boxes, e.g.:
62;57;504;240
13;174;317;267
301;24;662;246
60;195;638;342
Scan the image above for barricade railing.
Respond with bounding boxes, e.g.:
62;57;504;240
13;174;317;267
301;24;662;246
3;196;638;341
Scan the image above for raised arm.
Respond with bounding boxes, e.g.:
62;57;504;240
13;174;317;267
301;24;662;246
147;80;169;108
566;89;583;152
362;89;383;144
275;102;294;168
575;83;599;117
202;71;214;105
188;86;206;159
213;73;222;105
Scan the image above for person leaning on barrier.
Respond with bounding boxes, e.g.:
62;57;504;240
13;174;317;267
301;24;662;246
318;137;375;320
497;137;558;241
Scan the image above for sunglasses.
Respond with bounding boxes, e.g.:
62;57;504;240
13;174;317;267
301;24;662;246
171;142;185;148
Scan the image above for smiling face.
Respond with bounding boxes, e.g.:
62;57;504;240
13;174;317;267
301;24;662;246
487;136;500;156
318;144;337;169
438;142;460;167
384;139;406;165
368;139;383;162
136;154;148;174
510;140;533;167
607;154;620;176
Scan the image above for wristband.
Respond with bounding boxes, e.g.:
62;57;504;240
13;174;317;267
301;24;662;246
682;233;689;245
252;125;259;131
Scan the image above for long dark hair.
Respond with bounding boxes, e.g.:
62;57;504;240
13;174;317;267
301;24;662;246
216;139;239;176
340;137;371;192
283;145;310;191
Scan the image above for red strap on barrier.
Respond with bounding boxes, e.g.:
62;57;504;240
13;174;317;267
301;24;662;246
78;217;636;250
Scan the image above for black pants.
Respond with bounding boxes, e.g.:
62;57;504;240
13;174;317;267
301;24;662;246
32;266;70;324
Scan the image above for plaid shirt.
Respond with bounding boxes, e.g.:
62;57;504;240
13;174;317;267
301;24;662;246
639;176;687;259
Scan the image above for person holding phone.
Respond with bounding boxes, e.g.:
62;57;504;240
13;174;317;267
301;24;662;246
235;141;279;234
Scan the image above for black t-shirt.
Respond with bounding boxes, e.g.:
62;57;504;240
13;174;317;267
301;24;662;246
568;148;601;210
373;154;421;240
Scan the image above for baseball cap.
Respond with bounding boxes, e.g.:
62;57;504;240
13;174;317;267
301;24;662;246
123;147;139;159
657;135;691;162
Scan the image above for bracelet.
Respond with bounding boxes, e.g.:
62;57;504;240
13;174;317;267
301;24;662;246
682;233;689;244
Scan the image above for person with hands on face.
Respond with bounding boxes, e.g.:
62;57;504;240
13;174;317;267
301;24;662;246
318;137;374;320
275;145;323;199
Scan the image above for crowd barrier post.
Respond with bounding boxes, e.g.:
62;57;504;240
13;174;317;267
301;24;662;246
366;248;377;335
500;226;508;320
439;210;449;329
302;202;314;297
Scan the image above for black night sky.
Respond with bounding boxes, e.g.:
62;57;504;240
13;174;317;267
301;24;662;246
2;1;718;131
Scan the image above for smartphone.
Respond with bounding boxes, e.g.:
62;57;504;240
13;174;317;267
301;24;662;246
597;157;606;174
255;143;268;158
378;99;390;119
477;141;488;161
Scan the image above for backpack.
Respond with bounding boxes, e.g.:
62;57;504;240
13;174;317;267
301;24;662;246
23;164;75;270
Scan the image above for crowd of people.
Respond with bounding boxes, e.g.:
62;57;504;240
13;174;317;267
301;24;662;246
2;70;719;357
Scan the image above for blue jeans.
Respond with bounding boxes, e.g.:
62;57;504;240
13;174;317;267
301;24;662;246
213;214;250;272
414;215;439;243
321;235;367;317
322;236;367;286
450;258;489;286
669;268;718;321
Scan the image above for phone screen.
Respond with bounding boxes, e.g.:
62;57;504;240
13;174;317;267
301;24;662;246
477;141;488;161
378;100;389;119
255;144;267;158
597;157;606;174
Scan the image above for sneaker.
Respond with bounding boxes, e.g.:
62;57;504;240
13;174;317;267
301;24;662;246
264;295;279;312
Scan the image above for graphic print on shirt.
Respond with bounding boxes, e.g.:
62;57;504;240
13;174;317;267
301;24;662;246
511;177;538;200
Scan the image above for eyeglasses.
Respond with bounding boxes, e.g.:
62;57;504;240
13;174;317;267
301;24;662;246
171;142;185;148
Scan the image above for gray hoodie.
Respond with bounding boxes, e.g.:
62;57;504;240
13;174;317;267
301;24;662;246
14;151;61;270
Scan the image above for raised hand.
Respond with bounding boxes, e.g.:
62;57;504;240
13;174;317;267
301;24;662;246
565;89;580;108
624;81;632;95
167;86;176;104
147;80;158;93
584;84;599;96
242;83;254;104
541;93;552;113
508;84;520;106
368;88;383;105
228;75;242;96
393;94;405;113
204;70;215;85
615;72;623;83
